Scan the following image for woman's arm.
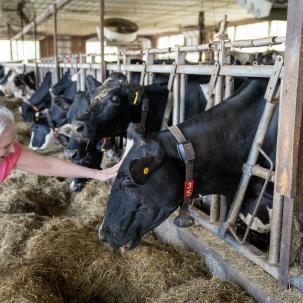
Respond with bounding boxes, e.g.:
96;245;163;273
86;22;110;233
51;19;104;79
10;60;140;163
15;148;120;181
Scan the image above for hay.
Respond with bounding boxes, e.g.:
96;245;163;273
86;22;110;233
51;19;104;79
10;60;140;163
0;218;208;303
0;213;46;263
0;96;23;111
16;121;32;145
66;180;112;223
0;170;70;215
154;277;254;303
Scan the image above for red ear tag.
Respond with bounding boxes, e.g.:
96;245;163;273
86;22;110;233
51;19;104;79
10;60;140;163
184;180;194;199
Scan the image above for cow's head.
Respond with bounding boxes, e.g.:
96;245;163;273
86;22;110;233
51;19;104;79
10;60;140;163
71;73;132;141
99;123;183;250
20;72;52;122
29;123;54;150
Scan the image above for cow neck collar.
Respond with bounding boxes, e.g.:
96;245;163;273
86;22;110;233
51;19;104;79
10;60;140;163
168;125;196;228
157;116;244;197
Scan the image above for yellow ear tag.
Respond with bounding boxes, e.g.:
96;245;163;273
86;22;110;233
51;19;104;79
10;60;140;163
143;167;149;175
133;91;139;105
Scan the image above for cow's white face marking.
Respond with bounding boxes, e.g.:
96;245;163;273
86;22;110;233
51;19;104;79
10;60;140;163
121;138;134;162
71;71;80;82
200;83;209;99
239;211;271;234
29;129;54;151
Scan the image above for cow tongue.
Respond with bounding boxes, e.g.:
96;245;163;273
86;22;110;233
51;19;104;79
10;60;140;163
120;245;126;255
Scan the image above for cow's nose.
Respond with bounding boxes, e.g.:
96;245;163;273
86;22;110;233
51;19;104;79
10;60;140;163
64;148;77;159
72;121;85;134
98;226;107;242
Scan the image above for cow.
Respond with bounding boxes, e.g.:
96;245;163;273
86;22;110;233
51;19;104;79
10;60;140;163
67;72;208;155
99;77;278;251
21;71;77;122
29;73;101;151
1;69;36;100
21;72;52;122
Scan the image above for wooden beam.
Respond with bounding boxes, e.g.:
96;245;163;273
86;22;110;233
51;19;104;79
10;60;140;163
274;0;303;289
11;0;72;41
275;0;303;197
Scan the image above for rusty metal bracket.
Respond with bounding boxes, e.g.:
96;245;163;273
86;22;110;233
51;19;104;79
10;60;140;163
264;55;284;103
205;61;220;110
140;62;147;86
161;63;178;129
167;62;178;92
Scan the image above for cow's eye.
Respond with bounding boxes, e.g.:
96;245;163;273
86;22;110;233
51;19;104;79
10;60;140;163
111;95;120;104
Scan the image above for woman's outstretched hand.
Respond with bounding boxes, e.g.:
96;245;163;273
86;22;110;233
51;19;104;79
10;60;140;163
94;162;121;182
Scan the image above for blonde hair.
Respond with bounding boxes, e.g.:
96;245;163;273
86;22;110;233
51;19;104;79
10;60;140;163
0;105;15;136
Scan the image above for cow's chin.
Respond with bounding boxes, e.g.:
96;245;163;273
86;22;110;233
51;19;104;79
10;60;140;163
99;227;142;253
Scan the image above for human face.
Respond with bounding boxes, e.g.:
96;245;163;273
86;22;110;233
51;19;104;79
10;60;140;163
0;125;16;162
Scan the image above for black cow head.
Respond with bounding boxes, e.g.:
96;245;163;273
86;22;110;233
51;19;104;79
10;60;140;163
99;123;183;250
71;73;135;141
21;72;52;122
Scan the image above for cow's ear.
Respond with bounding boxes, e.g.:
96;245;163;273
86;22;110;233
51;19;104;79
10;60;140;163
128;84;144;106
129;156;161;185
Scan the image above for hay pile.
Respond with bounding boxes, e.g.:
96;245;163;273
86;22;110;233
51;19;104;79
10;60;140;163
66;180;112;223
0;218;208;303
0;170;70;215
154;277;254;303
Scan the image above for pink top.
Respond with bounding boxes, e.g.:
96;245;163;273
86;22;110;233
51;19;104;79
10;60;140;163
0;142;23;183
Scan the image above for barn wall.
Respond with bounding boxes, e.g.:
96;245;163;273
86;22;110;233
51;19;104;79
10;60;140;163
71;36;86;54
40;36;86;58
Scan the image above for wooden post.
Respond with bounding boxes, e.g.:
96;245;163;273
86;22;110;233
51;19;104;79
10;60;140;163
7;23;13;61
274;0;303;289
53;3;59;83
99;0;105;82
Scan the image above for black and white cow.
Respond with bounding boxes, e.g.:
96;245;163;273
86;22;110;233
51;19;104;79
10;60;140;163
99;78;278;251
67;72;209;155
0;69;36;100
21;72;52;122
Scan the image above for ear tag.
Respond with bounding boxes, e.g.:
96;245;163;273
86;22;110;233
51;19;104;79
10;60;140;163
133;91;139;105
143;167;149;175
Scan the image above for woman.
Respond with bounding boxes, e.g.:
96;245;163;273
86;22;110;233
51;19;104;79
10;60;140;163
0;105;119;183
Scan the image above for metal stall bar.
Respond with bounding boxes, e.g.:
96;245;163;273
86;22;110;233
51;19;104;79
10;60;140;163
99;0;105;83
53;3;59;83
119;36;285;57
145;49;154;85
33;21;39;88
209;16;228;224
223;56;283;240
274;0;303;289
79;54;86;91
106;63;284;78
173;46;181;125
179;70;187;123
268;84;284;265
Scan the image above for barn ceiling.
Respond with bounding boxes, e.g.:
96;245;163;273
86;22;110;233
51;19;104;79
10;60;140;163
0;0;287;39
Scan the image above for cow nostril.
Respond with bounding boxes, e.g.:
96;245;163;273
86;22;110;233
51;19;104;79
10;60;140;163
64;148;77;159
76;124;84;133
99;226;107;242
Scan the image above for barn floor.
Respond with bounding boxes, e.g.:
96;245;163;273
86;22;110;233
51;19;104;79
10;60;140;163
0;97;277;302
